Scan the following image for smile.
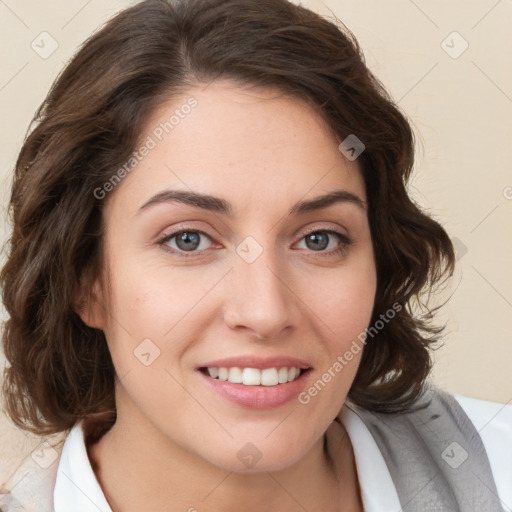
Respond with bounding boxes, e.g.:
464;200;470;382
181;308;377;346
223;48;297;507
197;366;313;409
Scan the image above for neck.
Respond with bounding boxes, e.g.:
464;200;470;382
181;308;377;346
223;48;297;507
87;406;362;512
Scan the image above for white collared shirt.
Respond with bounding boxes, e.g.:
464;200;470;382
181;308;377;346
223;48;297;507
3;390;510;511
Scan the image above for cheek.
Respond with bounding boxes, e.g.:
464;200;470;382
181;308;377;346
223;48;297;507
107;254;213;328
101;257;216;375
306;257;376;345
332;277;376;339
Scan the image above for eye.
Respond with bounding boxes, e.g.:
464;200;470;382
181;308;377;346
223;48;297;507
295;229;353;256
156;227;353;258
157;229;214;255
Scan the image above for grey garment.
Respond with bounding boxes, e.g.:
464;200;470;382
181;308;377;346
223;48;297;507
346;384;505;512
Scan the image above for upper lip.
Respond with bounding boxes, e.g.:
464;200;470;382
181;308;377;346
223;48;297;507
197;356;313;371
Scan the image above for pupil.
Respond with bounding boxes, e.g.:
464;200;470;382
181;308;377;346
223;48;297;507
306;232;328;251
177;232;200;251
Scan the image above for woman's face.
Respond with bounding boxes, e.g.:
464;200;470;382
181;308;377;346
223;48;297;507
86;80;377;472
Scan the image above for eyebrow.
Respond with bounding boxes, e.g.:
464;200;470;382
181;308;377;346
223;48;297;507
136;188;367;217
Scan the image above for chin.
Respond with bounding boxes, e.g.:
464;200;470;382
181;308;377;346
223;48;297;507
199;433;316;475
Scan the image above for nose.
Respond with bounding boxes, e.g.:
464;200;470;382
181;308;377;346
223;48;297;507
223;246;300;340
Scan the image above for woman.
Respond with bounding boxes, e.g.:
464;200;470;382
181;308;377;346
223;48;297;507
1;0;510;511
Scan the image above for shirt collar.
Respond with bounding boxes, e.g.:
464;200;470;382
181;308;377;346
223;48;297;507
339;402;402;511
53;420;112;512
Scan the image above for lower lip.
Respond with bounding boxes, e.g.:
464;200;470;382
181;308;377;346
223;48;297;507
197;369;312;409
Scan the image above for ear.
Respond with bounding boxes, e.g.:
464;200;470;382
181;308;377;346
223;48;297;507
73;277;107;330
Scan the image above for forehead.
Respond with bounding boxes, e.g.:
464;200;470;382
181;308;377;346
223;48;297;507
106;80;366;216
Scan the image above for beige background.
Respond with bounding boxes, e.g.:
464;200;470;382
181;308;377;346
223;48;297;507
0;0;511;487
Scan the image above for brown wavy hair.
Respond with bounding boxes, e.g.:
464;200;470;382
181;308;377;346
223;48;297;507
1;0;455;435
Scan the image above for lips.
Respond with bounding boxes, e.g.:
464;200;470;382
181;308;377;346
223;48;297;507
195;355;313;409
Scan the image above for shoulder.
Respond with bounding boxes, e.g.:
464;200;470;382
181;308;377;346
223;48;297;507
1;420;112;512
347;384;512;510
450;389;512;509
0;433;65;512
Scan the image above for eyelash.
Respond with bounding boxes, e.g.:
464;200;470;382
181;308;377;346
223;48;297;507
156;227;353;259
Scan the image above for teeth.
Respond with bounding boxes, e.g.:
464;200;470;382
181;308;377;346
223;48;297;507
206;366;303;386
261;368;278;386
243;368;261;386
228;367;243;383
278;367;289;383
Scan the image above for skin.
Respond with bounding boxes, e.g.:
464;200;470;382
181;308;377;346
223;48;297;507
79;80;376;512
